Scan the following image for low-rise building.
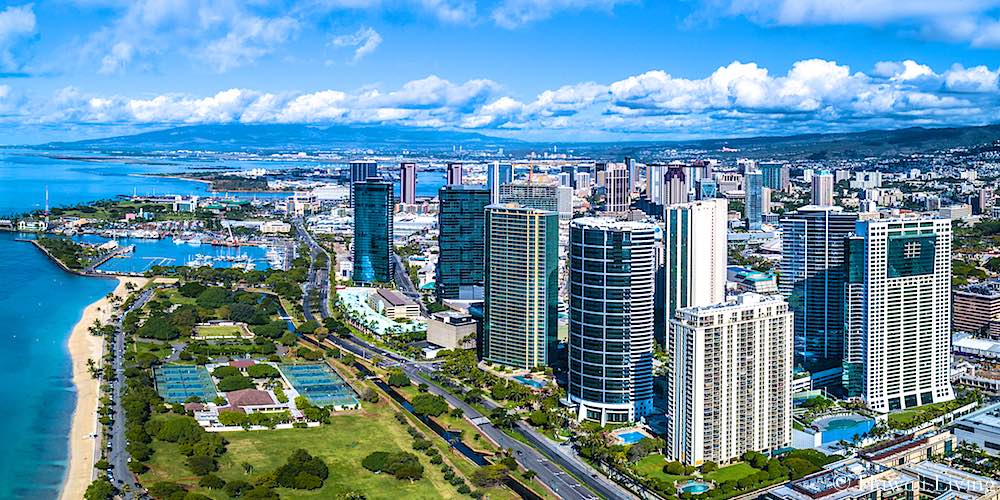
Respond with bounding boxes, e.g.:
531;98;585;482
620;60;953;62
954;282;1000;338
727;265;778;294
953;402;1000;456
860;430;956;467
368;288;420;320
260;220;292;234
426;311;477;350
903;461;1000;500
765;459;918;500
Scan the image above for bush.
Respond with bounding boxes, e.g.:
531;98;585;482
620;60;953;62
275;449;329;490
224;480;253;497
199;474;226;489
701;461;718;473
664;461;686;475
411;393;448;417
361;451;424;481
471;464;509;487
387;369;411;387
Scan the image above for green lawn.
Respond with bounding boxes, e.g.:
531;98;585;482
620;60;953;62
194;325;248;338
133;341;173;360
156;288;198;306
887;399;967;429
634;454;759;485
141;401;463;499
704;463;759;483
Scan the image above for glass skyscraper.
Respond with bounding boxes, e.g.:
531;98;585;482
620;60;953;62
349;160;378;207
568;218;656;425
352;178;394;284
483;204;559;369
746;170;763;230
779;206;859;374
436;185;491;301
760;161;787;191
487;161;513;204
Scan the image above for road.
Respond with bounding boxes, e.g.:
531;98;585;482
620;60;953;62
108;287;155;499
294;218;331;321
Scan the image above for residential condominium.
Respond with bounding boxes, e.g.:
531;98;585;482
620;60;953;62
567;218;656;425
602;162;631;215
349;160;378;207
746;169;763;230
664;199;728;321
853;217;955;413
400;162;417;205
666;293;793;465
436;185;491;301
780;205;860;374
483;203;559;369
352;178;394;284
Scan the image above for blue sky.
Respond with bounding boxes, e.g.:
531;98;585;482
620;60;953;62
0;0;999;143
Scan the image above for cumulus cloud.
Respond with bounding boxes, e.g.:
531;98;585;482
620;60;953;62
698;0;1000;48
0;4;36;71
331;26;382;63
492;0;633;28
6;58;1000;139
201;16;299;72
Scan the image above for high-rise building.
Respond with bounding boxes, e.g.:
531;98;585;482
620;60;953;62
746;170;763;230
761;161;789;191
625;157;638;193
446;162;464;186
483;204;559;369
499;180;570;218
851;217;955;412
664;164;689;206
568;218;656;424
349;160;378;207
812;170;834;206
400;162;417;205
487;161;514;204
646;163;666;206
664;199;728;320
780;206;859;373
352;178;394;284
953;281;1000;338
667;293;792;465
604;162;631;214
437;185;491;302
696;179;717;200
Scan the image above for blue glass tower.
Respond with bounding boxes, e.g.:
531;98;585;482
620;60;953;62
352;178;394;284
437;185;491;301
746;170;763;230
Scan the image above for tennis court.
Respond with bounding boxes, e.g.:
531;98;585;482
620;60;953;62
154;364;219;403
279;363;359;409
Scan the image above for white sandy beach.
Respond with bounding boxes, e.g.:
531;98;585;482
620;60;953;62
61;276;148;500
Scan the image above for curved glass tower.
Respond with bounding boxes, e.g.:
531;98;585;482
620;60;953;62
568;217;656;424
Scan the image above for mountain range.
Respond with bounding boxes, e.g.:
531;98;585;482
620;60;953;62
37;122;1000;159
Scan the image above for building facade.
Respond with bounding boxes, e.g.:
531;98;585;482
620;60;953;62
352;179;394;284
812;170;835;206
400;162;417;205
953;281;1000;338
483;204;559;369
746;170;764;230
446;162;464;186
667;293;793;465
664;199;728;320
855;217;955;413
603;162;631;215
349;160;378;207
568;218;656;424
437;185;491;301
780;206;860;373
487;161;514;204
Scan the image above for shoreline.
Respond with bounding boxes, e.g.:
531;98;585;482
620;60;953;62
60;276;148;500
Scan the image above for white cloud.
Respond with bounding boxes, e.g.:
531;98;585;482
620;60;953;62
201;16;299;72
0;4;36;71
6;58;1000;139
701;0;1000;48
331;26;383;63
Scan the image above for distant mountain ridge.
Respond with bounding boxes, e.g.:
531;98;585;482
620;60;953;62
41;124;523;152
37;122;1000;159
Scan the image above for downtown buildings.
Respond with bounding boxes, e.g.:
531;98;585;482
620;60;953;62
666;293;793;465
436;185;491;301
352;178;394;284
482;203;559;369
567;218;657;424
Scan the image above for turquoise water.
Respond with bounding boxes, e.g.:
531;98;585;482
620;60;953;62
0;231;118;499
513;375;546;389
819;415;876;444
75;235;272;273
680;481;711;494
617;431;647;445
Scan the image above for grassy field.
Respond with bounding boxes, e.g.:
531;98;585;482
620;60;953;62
141;399;464;499
634;454;759;485
156;288;198;306
133;341;174;361
194;324;249;338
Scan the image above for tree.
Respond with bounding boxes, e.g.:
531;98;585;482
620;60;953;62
702;461;718;473
199;474;226;489
84;479;116;500
212;366;242;379
216;375;255;392
196;287;231;309
187;454;218;476
136;315;179;340
245;364;280;379
179;281;207;298
387;369;411;387
664;461;686;475
275;449;330;490
411;394;448;417
224;480;253;497
471;464;510;487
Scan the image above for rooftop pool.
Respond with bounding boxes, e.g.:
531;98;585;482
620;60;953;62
815;414;876;444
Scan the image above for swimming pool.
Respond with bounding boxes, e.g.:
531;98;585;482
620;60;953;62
617;431;647;444
679;480;711;494
815;414;875;444
513;375;546;389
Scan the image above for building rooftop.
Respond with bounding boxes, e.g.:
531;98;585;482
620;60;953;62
431;310;475;325
570;217;656;232
860;430;943;461
775;459;917;500
953;333;1000;356
376;288;415;307
903;461;999;495
678;292;785;314
226;389;275;409
955;281;1000;298
954;401;1000;433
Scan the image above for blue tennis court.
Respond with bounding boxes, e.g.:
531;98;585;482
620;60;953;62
155;364;219;403
279;363;359;409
